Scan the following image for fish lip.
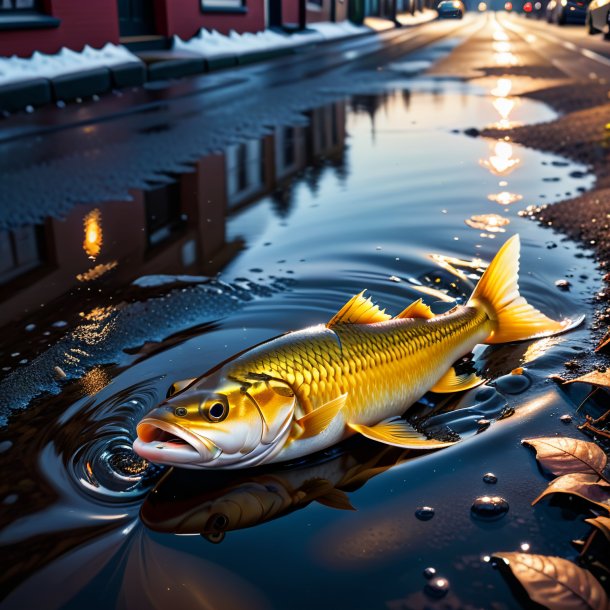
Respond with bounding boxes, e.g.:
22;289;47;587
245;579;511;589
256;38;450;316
135;419;222;464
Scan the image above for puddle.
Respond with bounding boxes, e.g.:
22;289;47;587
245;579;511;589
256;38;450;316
0;65;601;609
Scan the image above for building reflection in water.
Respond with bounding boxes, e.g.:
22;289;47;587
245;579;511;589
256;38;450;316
0;102;348;329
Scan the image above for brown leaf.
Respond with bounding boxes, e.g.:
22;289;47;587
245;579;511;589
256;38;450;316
532;473;610;513
493;552;610;610
564;370;610;389
523;437;607;477
596;330;610;353
585;516;610;543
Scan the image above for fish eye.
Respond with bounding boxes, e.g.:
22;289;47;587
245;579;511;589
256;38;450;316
174;407;187;417
206;401;228;422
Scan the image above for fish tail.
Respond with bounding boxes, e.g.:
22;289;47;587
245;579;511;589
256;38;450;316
467;234;583;344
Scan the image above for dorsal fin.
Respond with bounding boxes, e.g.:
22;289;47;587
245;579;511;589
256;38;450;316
327;291;391;327
395;298;434;320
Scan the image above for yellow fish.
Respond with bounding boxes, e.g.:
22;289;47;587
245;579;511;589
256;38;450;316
134;235;582;469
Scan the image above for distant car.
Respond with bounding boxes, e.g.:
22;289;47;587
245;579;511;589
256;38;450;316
587;0;610;36
546;0;589;24
437;0;465;18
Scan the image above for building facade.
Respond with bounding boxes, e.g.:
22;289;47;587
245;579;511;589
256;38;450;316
0;0;356;58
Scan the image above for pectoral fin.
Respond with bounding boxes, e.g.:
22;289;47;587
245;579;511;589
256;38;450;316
300;479;356;510
349;419;453;449
295;393;348;439
430;368;484;393
316;489;355;511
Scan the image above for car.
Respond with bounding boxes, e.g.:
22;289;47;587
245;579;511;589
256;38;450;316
546;0;590;24
437;0;465;18
587;0;610;36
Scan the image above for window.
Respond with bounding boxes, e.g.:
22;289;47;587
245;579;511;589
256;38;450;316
0;0;42;11
0;0;59;29
144;181;185;248
226;139;265;208
0;225;45;285
201;0;246;12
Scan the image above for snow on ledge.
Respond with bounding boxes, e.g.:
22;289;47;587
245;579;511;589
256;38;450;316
0;44;142;87
172;21;371;58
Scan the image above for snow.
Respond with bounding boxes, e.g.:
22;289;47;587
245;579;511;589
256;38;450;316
172;21;371;59
0;43;142;87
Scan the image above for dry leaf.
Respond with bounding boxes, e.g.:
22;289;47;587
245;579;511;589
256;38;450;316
493;552;610;610
523;437;607;477
596;330;610;353
532;473;610;512
585;516;610;543
564;370;610;389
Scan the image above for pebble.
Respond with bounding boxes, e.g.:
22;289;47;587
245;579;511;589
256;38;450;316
555;279;571;291
415;506;435;521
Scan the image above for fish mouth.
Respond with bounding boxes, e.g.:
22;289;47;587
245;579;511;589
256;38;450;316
134;419;221;466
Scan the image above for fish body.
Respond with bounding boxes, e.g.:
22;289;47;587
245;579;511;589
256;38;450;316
134;235;582;469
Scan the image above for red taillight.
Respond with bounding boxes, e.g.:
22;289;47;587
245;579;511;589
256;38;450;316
505;1;513;9
523;1;533;11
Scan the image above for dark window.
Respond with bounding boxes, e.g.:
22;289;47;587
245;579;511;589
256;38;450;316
201;0;246;10
144;181;184;247
0;0;41;10
0;225;45;285
283;127;296;167
308;0;323;6
236;143;248;192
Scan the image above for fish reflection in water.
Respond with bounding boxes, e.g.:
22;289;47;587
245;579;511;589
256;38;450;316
141;442;412;541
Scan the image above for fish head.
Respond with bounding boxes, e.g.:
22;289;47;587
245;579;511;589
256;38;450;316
134;375;296;468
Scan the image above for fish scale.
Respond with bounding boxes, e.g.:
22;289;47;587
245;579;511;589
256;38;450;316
229;306;490;422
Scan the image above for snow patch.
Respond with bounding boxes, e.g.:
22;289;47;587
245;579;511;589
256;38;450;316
172;22;371;58
0;43;143;87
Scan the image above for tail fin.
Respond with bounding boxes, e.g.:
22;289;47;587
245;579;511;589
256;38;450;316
467;235;583;344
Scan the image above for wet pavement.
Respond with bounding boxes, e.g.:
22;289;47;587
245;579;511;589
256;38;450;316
1;12;609;610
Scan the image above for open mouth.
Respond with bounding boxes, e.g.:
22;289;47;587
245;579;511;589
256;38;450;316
134;420;220;465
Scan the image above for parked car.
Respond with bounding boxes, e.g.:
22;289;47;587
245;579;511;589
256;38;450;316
587;0;610;36
437;0;465;18
546;0;589;24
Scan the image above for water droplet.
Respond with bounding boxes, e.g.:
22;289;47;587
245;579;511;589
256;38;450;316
425;576;450;598
471;495;509;520
52;320;68;328
423;567;437;579
520;542;530;551
3;494;17;505
389;275;401;283
560;414;572;424
415;506;435;521
483;472;498;484
25;324;36;332
555;279;571;291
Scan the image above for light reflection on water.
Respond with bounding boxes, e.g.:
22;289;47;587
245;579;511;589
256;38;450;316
0;81;599;609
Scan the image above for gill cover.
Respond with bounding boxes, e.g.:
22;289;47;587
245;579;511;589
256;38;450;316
246;377;297;444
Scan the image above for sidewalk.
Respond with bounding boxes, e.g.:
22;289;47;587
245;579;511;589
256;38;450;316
0;14;437;116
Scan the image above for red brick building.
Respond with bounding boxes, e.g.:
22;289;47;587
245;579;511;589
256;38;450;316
0;0;351;58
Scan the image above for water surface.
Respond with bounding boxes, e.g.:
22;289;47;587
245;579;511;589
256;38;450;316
0;69;600;609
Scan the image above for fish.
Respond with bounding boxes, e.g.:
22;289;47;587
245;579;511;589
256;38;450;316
141;444;411;542
133;235;583;469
